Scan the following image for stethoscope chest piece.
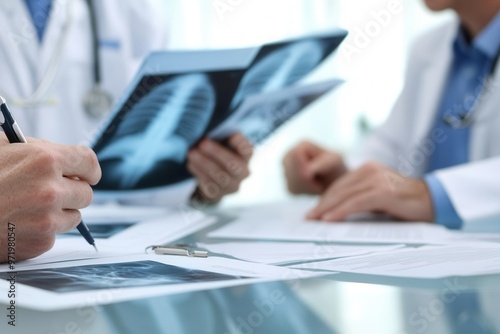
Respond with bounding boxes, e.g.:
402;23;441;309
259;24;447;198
83;85;113;119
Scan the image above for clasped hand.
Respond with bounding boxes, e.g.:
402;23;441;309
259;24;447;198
283;141;434;222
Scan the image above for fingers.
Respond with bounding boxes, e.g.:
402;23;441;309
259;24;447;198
227;133;253;162
35;209;83;235
9;231;57;261
56;209;83;234
306;161;433;222
283;141;323;194
283;140;347;195
187;150;227;190
187;137;251;202
291;141;322;170
307;151;346;182
187;154;214;187
308;163;388;220
35;143;102;185
61;145;102;185
307;169;371;220
59;177;94;210
319;191;381;221
11;209;81;261
197;139;248;175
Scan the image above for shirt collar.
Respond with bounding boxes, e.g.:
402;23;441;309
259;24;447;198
455;10;500;60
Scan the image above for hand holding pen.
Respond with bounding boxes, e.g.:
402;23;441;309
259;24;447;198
0;96;101;261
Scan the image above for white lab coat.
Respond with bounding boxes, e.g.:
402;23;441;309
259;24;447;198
356;18;500;226
0;0;167;145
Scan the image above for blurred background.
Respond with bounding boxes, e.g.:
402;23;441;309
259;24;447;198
161;0;453;207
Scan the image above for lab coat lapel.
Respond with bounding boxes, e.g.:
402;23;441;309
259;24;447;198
0;0;38;98
469;59;500;159
411;39;453;146
38;0;71;92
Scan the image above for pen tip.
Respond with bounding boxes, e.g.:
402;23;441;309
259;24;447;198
93;244;99;253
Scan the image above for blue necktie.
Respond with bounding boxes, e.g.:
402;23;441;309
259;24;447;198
427;47;489;172
24;0;53;42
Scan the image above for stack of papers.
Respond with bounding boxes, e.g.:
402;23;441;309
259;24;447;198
209;200;456;244
291;243;500;278
199;242;404;265
4;197;500;312
206;198;500;279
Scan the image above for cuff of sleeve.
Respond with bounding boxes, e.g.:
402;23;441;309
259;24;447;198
424;174;463;230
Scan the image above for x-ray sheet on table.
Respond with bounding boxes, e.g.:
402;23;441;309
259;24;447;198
0;255;326;311
208;79;342;144
199;241;404;265
208;199;456;244
290;243;500;278
92;30;347;192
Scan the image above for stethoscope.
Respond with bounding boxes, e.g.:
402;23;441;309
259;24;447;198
4;0;112;119
82;0;113;118
442;50;500;128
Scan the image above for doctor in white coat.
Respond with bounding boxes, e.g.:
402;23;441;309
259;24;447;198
0;0;252;204
284;0;500;229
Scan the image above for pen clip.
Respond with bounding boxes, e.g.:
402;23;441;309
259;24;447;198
146;244;208;258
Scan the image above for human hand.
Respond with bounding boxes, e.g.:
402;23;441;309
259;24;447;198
307;161;434;222
283;141;347;195
188;133;253;204
0;137;101;263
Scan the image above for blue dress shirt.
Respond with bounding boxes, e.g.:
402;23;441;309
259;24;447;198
425;12;500;229
24;0;53;41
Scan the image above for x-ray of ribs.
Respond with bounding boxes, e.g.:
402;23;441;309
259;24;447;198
231;40;325;109
98;73;215;189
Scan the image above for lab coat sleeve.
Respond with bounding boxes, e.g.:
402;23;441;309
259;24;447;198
433;157;500;224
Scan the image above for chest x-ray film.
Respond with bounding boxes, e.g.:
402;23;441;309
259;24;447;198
92;29;347;192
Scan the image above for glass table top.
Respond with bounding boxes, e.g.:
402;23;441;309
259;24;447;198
4;212;500;334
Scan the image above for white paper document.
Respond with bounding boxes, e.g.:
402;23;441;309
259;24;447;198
209;200;454;244
0;255;325;311
81;203;172;224
199;242;405;265
103;208;216;251
445;231;500;244
291;244;500;278
79;205;215;251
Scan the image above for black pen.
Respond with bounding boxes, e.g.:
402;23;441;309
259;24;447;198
0;96;98;252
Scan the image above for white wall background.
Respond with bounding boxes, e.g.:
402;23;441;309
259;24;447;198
161;0;453;207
